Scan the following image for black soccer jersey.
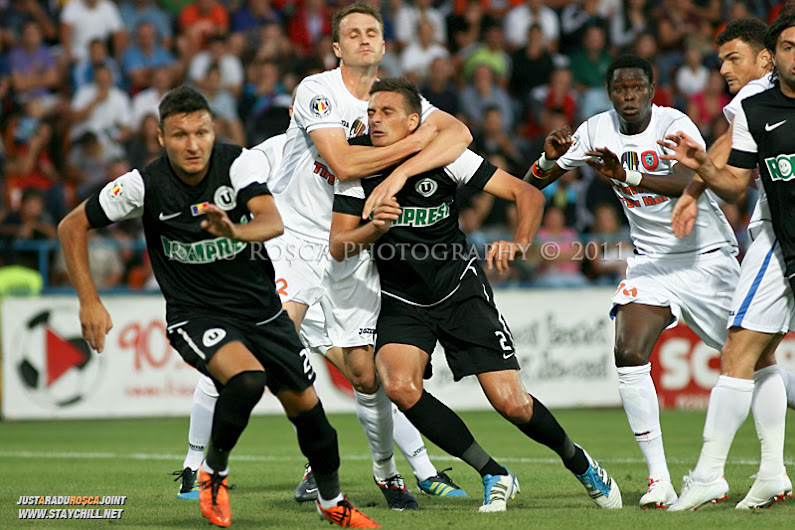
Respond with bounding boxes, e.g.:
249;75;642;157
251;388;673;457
85;143;282;323
728;87;795;279
333;140;497;306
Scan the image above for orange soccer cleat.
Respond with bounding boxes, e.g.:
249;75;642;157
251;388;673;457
199;469;232;527
316;496;381;528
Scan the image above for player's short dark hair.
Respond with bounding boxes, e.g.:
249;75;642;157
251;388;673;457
158;85;211;126
370;77;422;117
332;1;384;43
716;18;768;51
606;55;654;89
766;12;795;54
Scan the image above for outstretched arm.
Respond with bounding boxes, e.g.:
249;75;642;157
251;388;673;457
58;202;113;353
584;146;695;197
482;170;545;274
658;131;754;203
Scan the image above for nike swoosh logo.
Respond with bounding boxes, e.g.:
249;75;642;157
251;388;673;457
503;352;515;360
765;120;786;131
305;487;317;493
159;211;181;221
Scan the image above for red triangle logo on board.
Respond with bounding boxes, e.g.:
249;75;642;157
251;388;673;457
46;328;89;386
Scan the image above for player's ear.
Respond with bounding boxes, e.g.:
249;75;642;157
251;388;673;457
157;127;164;148
332;41;341;59
759;48;773;69
408;113;420;133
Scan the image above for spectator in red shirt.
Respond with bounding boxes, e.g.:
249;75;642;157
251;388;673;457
287;0;331;56
178;0;229;57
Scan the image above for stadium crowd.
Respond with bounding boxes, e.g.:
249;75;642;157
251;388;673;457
0;0;786;290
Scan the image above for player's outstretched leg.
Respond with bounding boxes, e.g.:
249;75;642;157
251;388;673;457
392;403;466;497
515;393;622;509
398;389;519;511
286;394;380;528
200;370;267;527
736;365;791;509
176;375;218;500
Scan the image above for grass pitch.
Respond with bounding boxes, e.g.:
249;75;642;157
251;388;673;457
1;408;793;528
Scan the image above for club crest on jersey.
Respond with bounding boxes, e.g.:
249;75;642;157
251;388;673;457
110;181;123;200
214;185;237;211
641;150;659;171
310;95;332;118
764;153;795;181
415;178;438;197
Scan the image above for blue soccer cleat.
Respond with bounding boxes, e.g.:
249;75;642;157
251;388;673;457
417;468;467;497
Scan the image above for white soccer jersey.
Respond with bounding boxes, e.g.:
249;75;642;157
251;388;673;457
277;67;436;244
558;105;737;255
724;73;774;229
252;133;287;194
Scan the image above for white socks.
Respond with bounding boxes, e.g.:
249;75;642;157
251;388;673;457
354;387;398;479
392;404;437;482
752;366;787;478
184;376;218;471
318;493;344;509
693;375;753;483
778;367;795;409
617;363;670;481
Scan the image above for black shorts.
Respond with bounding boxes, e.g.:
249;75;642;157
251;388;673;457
167;309;315;393
375;264;520;381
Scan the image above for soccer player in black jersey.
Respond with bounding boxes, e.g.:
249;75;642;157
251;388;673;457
330;78;623;512
57;86;379;529
661;14;795;511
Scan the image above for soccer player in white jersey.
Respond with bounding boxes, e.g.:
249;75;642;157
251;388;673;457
269;1;473;508
662;17;794;511
524;55;741;509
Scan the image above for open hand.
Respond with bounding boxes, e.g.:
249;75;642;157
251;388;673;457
544;125;573;160
658;131;708;171
671;192;699;239
585;147;626;181
201;204;237;239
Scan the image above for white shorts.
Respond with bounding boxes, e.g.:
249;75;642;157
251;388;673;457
728;222;795;334
322;252;380;348
266;230;379;349
266;230;329;306
610;247;740;350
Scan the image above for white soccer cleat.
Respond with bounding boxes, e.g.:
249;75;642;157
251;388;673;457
573;446;622;509
639;477;678;509
479;468;519;512
735;472;792;510
668;473;729;511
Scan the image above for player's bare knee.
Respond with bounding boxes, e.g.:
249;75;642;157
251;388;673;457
613;342;650;367
494;398;533;424
350;373;378;394
382;380;421;410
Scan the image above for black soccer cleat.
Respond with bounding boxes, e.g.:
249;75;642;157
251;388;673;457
173;467;199;500
374;473;419;510
295;463;319;502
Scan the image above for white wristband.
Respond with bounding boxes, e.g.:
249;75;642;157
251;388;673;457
624;170;642;186
537;153;556;171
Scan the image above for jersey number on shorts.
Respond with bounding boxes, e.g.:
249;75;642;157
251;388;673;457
298;348;315;379
494;331;512;351
276;278;288;296
616;282;638;298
